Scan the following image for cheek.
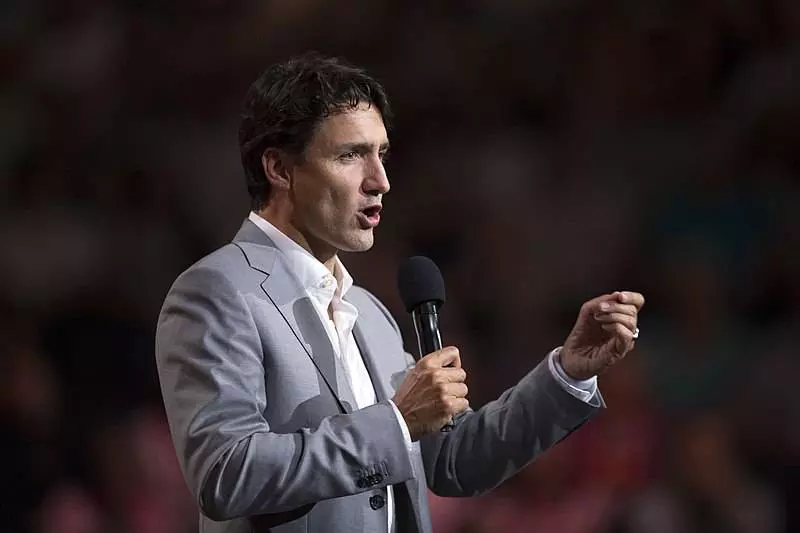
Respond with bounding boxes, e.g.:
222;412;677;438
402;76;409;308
293;173;327;214
315;192;355;231
319;176;357;216
294;165;357;221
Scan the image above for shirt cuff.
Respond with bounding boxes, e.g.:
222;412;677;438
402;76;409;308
388;399;414;454
547;347;597;404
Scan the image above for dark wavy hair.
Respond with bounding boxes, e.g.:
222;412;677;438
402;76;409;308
238;53;392;210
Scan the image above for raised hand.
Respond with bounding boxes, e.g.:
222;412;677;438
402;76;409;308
392;347;469;441
559;291;645;380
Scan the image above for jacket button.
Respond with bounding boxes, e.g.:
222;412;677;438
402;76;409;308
369;495;385;510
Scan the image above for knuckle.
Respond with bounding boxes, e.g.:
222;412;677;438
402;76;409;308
441;396;454;412
449;399;463;414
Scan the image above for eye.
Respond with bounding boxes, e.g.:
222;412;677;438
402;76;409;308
339;151;359;161
379;150;390;163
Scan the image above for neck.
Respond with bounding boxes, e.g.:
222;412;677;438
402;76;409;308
258;205;337;274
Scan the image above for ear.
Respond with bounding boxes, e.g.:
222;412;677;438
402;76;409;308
261;148;293;193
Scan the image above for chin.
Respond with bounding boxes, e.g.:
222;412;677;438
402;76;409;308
337;230;375;253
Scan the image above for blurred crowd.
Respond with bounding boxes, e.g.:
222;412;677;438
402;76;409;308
2;1;798;532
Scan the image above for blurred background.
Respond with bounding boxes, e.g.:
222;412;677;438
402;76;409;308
2;0;798;532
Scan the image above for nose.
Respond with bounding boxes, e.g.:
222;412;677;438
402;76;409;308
363;156;390;196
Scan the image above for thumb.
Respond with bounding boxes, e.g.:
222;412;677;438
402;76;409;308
427;346;461;368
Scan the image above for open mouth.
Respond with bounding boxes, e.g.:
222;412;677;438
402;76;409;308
359;205;382;227
362;205;381;218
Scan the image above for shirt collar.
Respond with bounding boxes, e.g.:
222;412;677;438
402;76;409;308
248;212;353;299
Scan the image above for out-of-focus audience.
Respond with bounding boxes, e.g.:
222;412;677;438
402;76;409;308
2;1;797;532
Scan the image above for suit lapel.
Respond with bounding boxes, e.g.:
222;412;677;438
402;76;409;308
234;220;358;414
349;297;395;403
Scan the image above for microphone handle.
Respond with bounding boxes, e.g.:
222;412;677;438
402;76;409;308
411;302;454;432
411;302;443;356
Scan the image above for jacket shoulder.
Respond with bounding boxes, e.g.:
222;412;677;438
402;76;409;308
166;243;260;297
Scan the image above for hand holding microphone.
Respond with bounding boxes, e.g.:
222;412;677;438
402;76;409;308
391;347;468;441
392;256;467;440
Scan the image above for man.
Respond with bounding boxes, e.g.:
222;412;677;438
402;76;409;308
155;53;644;533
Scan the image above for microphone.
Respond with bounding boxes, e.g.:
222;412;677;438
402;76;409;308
397;256;453;432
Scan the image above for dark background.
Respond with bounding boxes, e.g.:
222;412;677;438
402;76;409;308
2;1;798;532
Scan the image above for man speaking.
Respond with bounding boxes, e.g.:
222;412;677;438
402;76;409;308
154;53;644;533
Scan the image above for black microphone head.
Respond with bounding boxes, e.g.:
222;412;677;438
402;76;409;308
397;256;446;313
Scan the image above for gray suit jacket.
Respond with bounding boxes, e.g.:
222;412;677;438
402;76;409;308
155;219;603;533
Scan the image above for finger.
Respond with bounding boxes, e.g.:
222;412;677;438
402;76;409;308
442;382;468;398
601;321;636;337
614;291;645;309
579;293;618;318
435;367;467;384
596;302;638;317
601;323;636;356
601;322;636;343
593;312;637;332
422;346;461;369
445;397;470;416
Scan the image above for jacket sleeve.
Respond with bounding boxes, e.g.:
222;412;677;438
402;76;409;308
419;355;603;497
360;288;603;498
155;265;415;521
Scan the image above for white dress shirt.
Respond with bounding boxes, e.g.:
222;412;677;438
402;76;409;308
247;211;596;531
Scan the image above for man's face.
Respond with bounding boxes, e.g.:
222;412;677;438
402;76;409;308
289;104;390;255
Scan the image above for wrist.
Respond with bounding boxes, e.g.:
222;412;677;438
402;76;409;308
388;399;415;448
556;348;592;381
